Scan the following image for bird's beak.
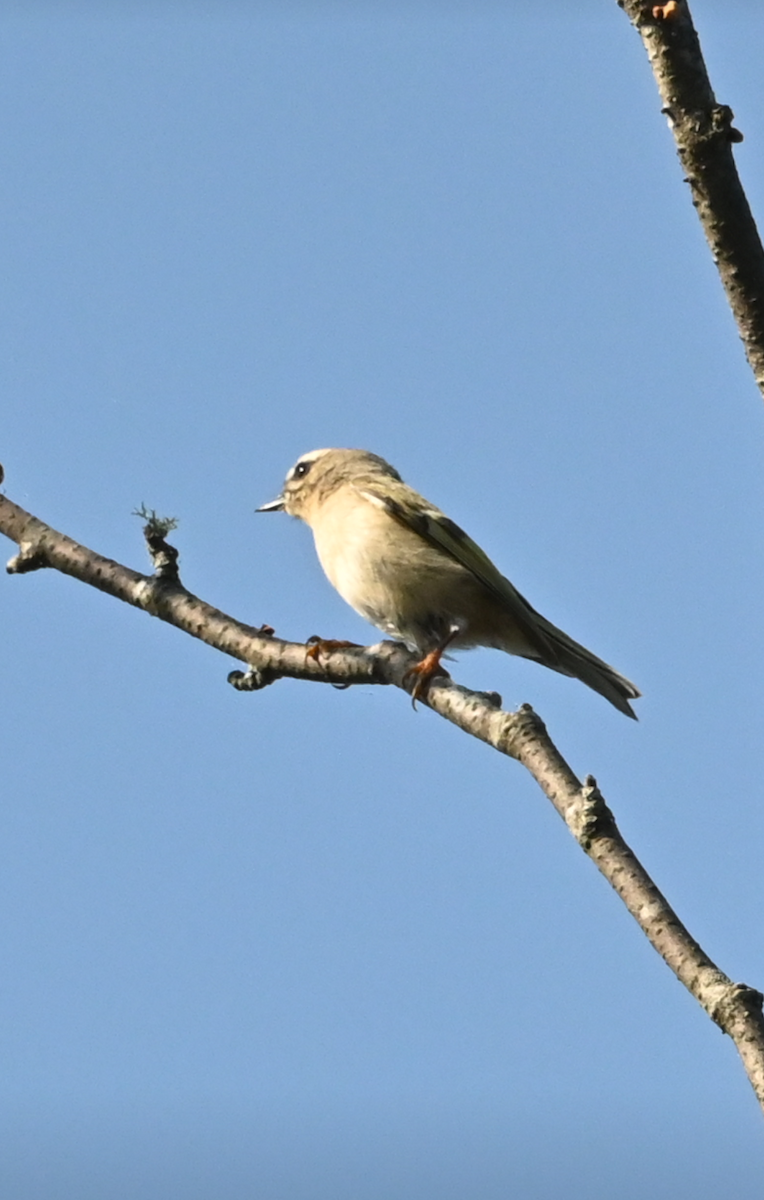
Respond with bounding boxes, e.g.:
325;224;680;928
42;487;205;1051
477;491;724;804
256;494;285;513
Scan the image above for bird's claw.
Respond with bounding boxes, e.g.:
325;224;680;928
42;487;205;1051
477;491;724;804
305;636;361;666
403;649;450;709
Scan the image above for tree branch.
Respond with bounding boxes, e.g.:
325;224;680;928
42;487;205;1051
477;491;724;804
618;0;764;398
2;485;763;1111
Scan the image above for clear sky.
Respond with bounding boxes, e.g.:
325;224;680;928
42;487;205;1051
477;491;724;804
2;3;764;1197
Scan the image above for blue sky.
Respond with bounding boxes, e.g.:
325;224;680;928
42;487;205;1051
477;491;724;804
2;3;764;1196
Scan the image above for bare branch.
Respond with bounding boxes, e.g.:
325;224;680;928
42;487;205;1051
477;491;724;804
618;0;764;398
2;485;763;1110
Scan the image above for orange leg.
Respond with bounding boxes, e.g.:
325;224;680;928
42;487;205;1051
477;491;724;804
403;626;460;708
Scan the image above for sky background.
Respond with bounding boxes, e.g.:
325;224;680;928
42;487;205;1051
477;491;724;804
1;2;764;1197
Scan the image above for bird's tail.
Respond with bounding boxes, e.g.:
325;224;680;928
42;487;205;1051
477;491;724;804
526;619;641;719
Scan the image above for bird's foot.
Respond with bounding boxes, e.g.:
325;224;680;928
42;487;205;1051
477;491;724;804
403;649;451;709
305;636;361;666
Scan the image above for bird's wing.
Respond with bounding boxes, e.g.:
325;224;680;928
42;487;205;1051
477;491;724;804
356;483;555;659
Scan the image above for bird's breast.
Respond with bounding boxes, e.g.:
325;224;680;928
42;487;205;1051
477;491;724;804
306;487;487;650
309;491;409;628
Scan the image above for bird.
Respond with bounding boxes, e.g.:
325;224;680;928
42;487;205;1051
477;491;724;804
257;448;641;717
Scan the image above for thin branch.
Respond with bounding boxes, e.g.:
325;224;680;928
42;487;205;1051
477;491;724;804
2;486;763;1111
618;0;764;398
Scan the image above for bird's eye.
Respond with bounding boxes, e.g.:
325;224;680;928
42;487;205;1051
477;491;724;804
293;461;312;480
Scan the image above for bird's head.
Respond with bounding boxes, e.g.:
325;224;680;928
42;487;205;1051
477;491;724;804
257;448;401;523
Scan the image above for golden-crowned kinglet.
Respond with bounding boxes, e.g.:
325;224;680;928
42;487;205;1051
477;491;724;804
259;448;640;717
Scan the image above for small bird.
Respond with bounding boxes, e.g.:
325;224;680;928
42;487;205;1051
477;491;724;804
258;448;641;717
